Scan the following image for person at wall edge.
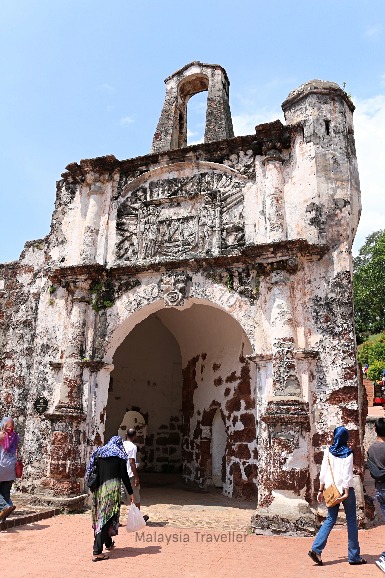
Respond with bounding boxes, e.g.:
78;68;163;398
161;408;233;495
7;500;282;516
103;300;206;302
0;416;19;521
367;417;385;573
308;426;366;566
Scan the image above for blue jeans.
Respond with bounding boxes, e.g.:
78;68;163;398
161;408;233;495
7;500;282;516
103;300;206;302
312;487;360;563
0;481;13;512
375;487;385;558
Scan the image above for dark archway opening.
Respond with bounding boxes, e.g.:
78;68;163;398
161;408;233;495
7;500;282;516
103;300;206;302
104;303;257;499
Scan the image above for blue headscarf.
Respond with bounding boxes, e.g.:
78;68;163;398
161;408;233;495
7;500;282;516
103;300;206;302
85;435;127;478
329;426;353;458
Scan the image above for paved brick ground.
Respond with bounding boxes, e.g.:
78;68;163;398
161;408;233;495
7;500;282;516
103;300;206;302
1;513;385;578
3;474;385;578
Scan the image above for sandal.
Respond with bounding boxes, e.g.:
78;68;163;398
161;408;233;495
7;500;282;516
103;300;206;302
106;541;115;550
92;553;109;562
349;558;367;565
308;550;323;566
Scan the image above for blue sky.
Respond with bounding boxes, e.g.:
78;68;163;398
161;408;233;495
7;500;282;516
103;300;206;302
1;0;384;262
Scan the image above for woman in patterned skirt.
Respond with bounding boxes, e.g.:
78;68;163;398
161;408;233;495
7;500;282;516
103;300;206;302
86;436;133;561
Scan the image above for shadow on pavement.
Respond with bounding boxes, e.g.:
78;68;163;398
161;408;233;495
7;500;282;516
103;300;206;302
2;523;51;533
109;545;162;559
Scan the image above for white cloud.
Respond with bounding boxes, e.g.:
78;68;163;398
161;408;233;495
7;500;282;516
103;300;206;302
364;24;383;39
353;94;385;251
232;108;284;136
119;115;135;126
187;128;204;145
98;83;115;94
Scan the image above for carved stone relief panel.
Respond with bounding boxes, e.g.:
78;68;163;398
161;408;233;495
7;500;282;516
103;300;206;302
115;171;246;263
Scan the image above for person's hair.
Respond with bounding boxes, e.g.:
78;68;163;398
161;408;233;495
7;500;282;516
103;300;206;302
126;428;136;439
375;418;385;437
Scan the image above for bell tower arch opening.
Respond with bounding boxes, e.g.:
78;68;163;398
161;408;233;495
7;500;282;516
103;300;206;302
103;301;257;498
151;61;234;153
177;73;209;148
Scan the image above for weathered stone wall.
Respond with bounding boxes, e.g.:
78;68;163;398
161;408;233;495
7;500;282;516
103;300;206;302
0;64;363;531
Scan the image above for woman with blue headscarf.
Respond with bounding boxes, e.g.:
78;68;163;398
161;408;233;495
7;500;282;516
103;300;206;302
0;416;19;521
308;426;366;566
86;436;134;561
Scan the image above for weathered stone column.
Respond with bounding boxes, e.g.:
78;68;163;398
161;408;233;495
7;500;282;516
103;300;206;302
80;176;106;264
263;150;286;243
45;278;92;496
253;266;314;535
55;279;91;414
269;269;301;398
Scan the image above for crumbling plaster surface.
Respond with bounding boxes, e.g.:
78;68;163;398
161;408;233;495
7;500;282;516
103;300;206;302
0;66;364;532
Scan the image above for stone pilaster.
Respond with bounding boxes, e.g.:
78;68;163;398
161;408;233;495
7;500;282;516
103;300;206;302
263;150;286;243
80;173;108;264
55;279;91;414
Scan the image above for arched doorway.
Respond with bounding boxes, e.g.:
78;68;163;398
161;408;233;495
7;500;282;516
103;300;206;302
103;301;257;498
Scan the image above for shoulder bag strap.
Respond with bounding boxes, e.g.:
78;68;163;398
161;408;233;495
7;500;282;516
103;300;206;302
327;452;337;486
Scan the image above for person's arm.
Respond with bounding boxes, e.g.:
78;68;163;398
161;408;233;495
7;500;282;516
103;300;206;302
120;459;134;501
317;449;329;503
337;453;353;502
335;487;349;503
130;458;140;486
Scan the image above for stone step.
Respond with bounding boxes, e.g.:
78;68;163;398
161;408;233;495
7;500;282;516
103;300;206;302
0;507;61;531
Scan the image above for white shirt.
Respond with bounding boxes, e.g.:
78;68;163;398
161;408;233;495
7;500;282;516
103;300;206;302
123;440;137;478
319;448;353;494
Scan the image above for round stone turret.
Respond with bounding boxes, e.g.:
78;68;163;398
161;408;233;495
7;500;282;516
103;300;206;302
282;79;355;113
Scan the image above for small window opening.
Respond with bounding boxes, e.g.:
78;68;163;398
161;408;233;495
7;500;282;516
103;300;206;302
187;91;208;145
324;120;331;135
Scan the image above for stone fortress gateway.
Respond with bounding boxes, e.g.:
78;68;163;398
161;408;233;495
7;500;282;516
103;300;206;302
0;62;364;533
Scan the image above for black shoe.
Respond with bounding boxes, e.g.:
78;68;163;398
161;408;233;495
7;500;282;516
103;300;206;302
0;506;15;521
143;515;149;522
349;558;367;565
308;550;323;566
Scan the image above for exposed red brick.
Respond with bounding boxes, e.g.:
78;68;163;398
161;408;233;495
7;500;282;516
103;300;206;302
327;386;357;405
234;444;251;459
225;371;238;383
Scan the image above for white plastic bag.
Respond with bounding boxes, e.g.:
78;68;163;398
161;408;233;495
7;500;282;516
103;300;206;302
126;503;146;532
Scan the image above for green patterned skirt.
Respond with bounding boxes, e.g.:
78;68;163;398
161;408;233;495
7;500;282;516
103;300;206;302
92;477;121;535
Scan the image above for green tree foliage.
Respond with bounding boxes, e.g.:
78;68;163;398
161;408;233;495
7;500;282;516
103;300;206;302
358;333;385;365
367;361;384;382
353;230;385;343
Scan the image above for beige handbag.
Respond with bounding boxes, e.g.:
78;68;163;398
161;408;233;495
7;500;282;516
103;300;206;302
323;453;342;507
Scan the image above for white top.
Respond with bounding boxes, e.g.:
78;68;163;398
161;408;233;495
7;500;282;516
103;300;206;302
123;440;137;478
319;448;353;494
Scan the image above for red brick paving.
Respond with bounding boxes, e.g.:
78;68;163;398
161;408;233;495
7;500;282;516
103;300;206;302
1;513;385;578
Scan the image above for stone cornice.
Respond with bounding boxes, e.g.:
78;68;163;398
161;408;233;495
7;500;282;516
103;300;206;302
46;240;328;283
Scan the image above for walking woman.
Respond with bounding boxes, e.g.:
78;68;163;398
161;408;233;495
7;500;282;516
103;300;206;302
308;426;366;566
86;436;134;562
0;417;19;521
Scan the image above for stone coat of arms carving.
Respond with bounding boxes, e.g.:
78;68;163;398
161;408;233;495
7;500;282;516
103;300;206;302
115;170;246;263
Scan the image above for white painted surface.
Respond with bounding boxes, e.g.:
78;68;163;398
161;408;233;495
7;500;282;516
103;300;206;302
211;409;226;487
